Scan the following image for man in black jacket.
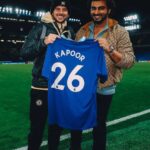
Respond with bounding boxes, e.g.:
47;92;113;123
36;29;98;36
20;1;81;149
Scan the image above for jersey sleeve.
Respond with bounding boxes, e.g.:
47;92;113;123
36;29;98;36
42;44;52;79
97;48;108;83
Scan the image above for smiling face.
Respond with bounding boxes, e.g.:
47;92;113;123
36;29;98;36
90;0;110;24
52;5;69;23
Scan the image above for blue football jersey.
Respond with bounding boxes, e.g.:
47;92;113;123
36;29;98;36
42;38;107;130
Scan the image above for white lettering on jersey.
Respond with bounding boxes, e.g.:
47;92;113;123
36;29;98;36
55;52;60;59
54;50;85;62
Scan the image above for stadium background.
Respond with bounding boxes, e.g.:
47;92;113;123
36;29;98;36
0;0;150;149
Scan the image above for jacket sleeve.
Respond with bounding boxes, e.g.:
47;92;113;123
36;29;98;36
115;26;135;69
20;24;46;61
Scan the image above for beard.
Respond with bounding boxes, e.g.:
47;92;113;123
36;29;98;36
91;14;108;24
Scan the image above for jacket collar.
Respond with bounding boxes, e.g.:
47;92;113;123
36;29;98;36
82;18;118;31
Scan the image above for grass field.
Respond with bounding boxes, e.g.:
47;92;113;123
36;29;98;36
0;62;150;150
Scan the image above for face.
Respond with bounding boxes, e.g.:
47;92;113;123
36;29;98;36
52;5;69;23
90;0;110;24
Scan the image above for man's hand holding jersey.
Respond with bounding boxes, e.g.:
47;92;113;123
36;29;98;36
44;33;60;45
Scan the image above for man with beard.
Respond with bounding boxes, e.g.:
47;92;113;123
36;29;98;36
75;0;135;149
21;0;82;149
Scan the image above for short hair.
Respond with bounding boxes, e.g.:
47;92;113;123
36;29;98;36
87;0;116;10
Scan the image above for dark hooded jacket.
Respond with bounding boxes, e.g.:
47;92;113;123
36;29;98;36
20;12;75;88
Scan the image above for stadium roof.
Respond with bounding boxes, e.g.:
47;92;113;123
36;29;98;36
1;0;149;15
1;0;150;25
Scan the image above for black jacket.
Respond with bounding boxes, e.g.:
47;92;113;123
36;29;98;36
20;19;74;88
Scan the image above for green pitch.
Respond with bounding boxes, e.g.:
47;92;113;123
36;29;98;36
0;62;150;150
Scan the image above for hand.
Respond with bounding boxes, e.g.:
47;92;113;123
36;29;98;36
44;34;60;45
96;38;110;53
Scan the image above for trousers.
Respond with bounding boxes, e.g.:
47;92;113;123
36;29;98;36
28;89;83;150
